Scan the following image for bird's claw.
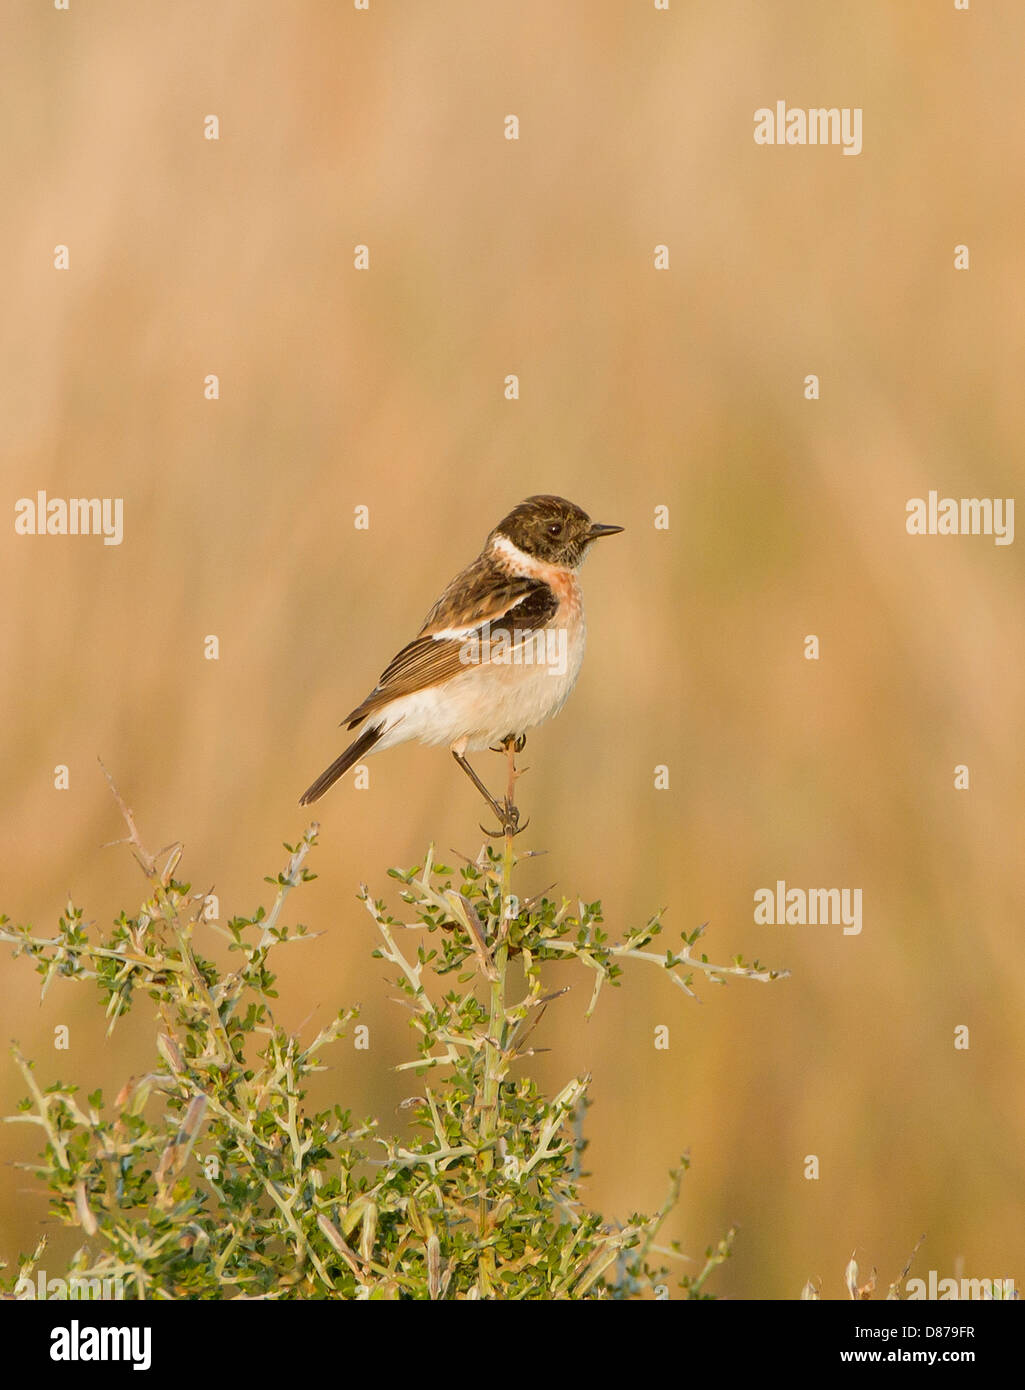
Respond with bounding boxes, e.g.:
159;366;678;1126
489;734;528;755
480;801;529;838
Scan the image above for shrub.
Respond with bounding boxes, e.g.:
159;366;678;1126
1;770;785;1300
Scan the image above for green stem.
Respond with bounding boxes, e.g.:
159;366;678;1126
476;742;517;1283
478;745;514;1156
479;833;512;1160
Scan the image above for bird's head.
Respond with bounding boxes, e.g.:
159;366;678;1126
490;495;623;570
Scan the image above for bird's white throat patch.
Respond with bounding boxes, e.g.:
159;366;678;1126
491;532;572;580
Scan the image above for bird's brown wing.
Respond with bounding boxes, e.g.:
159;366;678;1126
417;554;540;637
342;580;558;729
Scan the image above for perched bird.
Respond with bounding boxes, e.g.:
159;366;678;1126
299;495;623;828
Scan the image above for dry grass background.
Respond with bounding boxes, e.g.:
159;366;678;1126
1;0;1023;1298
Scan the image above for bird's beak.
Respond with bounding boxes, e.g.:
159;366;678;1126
587;521;624;540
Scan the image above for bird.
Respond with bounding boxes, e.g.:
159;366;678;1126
299;494;623;830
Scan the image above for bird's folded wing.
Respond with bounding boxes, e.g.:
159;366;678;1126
343;582;559;727
418;557;541;637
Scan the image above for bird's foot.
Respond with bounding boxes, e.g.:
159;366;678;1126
490;733;527;755
480;798;529;839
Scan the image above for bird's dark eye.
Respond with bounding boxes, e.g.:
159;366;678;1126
547;522;562;537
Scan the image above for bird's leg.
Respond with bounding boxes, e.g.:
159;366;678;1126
452;751;521;836
451;744;527;838
452;751;504;819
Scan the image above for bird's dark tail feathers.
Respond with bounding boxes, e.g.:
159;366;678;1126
299;724;384;805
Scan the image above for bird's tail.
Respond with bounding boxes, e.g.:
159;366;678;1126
299;724;384;805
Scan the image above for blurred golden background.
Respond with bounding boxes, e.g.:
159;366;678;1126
2;0;1023;1298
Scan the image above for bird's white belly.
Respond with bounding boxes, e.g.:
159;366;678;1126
373;619;586;754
